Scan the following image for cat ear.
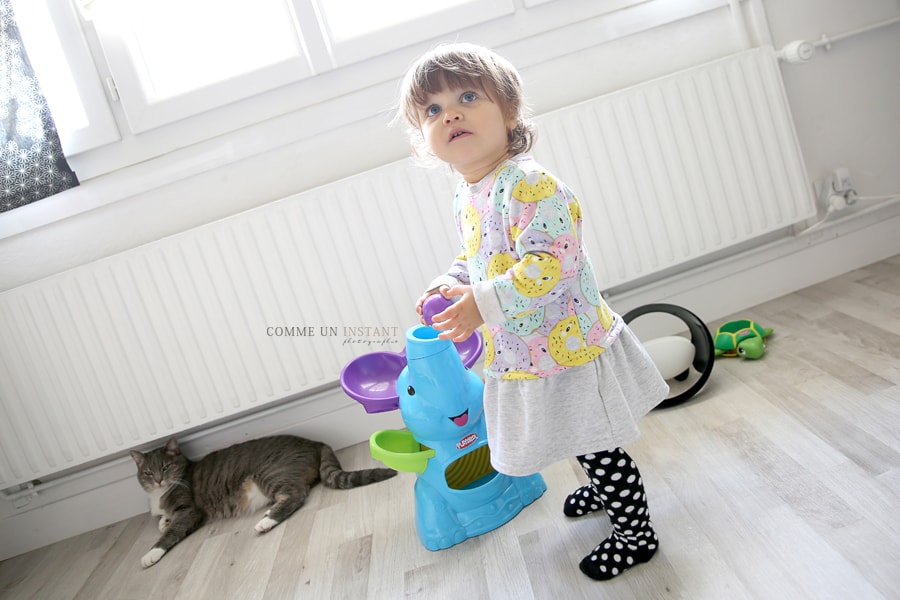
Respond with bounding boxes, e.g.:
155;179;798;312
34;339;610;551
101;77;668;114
164;437;181;456
129;450;144;465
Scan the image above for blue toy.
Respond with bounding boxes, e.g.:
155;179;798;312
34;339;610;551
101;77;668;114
340;298;546;551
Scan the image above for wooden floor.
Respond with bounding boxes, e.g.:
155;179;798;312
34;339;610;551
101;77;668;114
2;256;899;600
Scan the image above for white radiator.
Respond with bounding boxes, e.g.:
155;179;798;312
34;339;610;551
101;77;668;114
0;47;814;490
533;47;813;288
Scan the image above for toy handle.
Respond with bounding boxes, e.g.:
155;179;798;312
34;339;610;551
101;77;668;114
422;294;453;326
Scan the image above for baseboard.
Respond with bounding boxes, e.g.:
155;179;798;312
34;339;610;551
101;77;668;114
1;201;897;562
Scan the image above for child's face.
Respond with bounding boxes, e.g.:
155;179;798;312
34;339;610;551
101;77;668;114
417;85;516;184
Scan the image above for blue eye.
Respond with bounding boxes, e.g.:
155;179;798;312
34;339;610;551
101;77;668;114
425;104;441;117
461;91;477;103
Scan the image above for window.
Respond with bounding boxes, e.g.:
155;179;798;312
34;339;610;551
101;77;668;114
11;0;118;155
78;0;516;133
10;0;520;154
10;0;683;183
91;0;312;132
3;0;712;238
15;0;664;160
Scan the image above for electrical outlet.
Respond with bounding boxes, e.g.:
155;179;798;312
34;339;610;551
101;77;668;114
831;167;853;194
818;167;855;212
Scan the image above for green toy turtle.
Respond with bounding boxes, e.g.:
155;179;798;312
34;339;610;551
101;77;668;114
714;319;773;359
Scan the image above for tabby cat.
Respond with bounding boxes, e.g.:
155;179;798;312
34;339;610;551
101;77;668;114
129;435;397;567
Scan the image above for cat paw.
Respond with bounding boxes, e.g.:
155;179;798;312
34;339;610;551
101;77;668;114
141;547;166;568
254;516;279;533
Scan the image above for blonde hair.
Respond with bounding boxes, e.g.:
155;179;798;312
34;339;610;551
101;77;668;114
397;43;536;159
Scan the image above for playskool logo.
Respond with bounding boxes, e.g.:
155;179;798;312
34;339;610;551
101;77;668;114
456;433;477;450
265;325;400;348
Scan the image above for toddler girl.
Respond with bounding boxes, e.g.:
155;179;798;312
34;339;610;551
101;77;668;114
398;43;668;581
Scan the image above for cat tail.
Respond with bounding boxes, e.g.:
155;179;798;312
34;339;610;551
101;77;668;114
318;444;397;490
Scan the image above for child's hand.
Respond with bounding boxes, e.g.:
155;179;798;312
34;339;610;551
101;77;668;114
429;285;484;342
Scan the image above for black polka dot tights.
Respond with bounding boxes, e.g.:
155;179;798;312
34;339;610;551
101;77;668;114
566;448;658;580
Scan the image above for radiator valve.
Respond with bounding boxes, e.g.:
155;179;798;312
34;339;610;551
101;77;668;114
779;40;815;63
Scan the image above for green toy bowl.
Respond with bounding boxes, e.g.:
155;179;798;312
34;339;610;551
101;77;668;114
370;429;435;474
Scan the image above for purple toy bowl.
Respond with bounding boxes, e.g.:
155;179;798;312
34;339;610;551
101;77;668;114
453;333;483;369
340;350;407;413
340;330;483;414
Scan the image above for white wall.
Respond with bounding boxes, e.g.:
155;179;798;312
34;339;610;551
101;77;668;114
763;0;900;197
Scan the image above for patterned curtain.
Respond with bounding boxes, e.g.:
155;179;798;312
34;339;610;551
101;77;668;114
1;0;79;213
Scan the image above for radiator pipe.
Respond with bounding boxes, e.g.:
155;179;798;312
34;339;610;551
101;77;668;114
813;15;900;50
779;15;900;63
0;455;134;507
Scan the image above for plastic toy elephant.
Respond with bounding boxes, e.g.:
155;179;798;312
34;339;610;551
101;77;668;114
341;300;545;550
